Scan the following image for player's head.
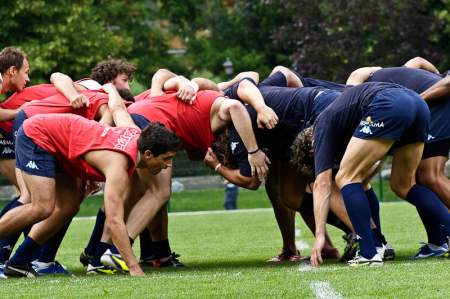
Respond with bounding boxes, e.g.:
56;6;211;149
137;122;181;174
211;129;239;169
0;47;29;93
291;126;315;181
91;59;135;91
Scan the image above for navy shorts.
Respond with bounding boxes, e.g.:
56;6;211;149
130;113;150;130
0;128;15;159
12;110;28;144
353;88;429;146
422;139;450;159
15;126;58;178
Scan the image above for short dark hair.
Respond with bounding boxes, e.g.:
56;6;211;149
0;47;27;74
290;126;315;181
138;122;181;156
90;59;135;84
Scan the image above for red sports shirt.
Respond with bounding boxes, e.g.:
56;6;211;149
23;114;140;181
128;90;222;160
0;84;58;132
23;90;109;120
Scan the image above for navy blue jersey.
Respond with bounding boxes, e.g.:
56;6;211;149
368;67;440;93
224;76;337;176
313;82;407;176
301;77;346;92
368;67;450;143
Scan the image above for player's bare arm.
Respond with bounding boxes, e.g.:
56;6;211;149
346;67;382;86
203;147;261;189
235;79;279;129
215;98;270;181
404;56;439;74
103;83;139;129
50;72;90;108
311;169;333;267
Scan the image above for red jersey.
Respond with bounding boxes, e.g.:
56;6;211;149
0;84;58;132
23;114;140;181
128;90;222;160
23;90;109;120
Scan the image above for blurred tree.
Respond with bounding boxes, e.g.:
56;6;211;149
270;0;447;81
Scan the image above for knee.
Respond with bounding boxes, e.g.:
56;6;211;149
335;171;350;189
58;204;80;219
31;203;54;220
417;170;441;188
390;180;412;199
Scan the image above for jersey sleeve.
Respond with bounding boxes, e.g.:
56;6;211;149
259;72;287;88
223;77;257;100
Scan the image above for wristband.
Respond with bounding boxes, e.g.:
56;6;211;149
214;163;222;172
248;148;260;155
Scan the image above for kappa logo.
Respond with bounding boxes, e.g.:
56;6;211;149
25;160;39;170
427;134;435;141
359;115;385;135
1;147;13;154
356;234;362;240
230;142;239;154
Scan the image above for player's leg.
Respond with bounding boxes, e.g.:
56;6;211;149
3;172;55;277
390;143;450;258
265;160;299;261
417;154;450;209
335;137;394;265
32;175;84;275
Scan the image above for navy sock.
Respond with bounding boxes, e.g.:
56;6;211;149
9;237;41;265
341;183;377;259
109;237;133;255
38;221;72;263
0;196;21;218
139;228;154;259
366;189;386;246
90;242;111;267
85;209;105;256
154;239;171;259
406;185;450;245
0;199;24;263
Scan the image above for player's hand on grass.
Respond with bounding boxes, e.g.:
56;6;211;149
256;106;278;129
310;234;325;267
204;148;219;169
248;150;270;182
70;93;90;108
129;264;145;277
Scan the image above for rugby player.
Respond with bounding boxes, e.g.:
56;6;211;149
86;69;272;273
347;61;450;258
1;84;180;277
293;82;450;267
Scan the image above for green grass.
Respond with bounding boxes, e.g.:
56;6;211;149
1;202;449;298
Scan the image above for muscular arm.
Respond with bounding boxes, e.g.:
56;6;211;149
310;169;333;267
404;57;439;74
420;77;450;102
103;84;139;129
346;67;382;85
191;77;221;91
236;79;278;129
0;108;20;121
150;68;177;96
217;71;260;91
270;66;303;87
50;72;89;108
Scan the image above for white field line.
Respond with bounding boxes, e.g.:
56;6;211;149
73;201;402;221
310;281;344;299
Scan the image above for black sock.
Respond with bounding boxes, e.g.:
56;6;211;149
139;228;154;259
38;221;72;263
85;209;105;256
154;239;171;259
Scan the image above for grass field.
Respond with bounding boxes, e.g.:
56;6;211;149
1;202;448;298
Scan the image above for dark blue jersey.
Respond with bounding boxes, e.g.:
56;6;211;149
313;82;407;176
367;67;440;93
301;77;346;92
224;76;338;176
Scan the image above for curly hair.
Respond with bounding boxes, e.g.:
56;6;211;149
290;126;315;181
90;59;135;84
0;47;27;74
211;129;239;169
